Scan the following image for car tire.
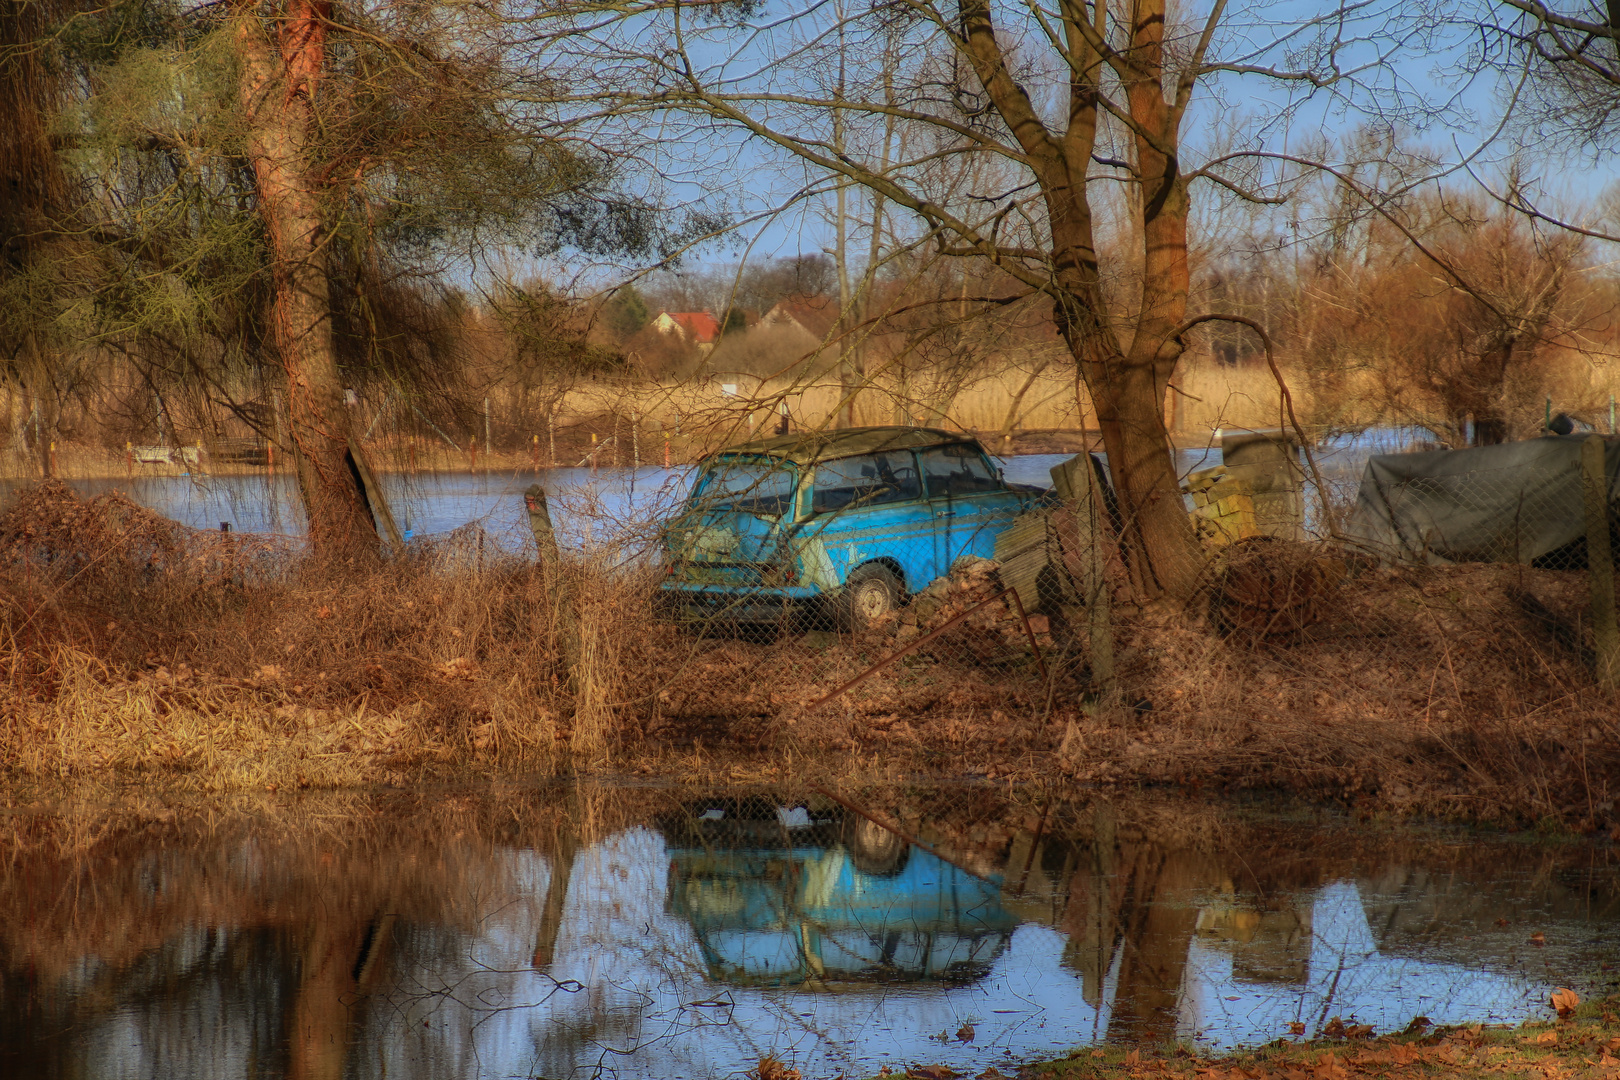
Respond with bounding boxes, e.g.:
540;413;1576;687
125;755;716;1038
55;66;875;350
837;563;901;631
843;815;910;876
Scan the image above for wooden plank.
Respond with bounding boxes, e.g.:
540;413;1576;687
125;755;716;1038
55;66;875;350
994;510;1051;613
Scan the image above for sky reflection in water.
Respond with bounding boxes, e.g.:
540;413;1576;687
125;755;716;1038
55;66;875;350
2;788;1616;1080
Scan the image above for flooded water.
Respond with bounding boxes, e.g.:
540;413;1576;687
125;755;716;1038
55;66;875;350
2;430;1420;555
2;786;1616;1079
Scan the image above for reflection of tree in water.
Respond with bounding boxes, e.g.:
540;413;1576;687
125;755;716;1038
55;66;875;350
2;786;1618;1077
0;787;680;1079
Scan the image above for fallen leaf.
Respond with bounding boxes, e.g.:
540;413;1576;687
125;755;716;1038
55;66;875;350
1124;1050;1142;1066
1313;1052;1348;1080
1496;917;1510;928
1092;1050;1106;1059
756;1058;802;1080
1322;1018;1348;1039
1404;1016;1432;1035
1345;1024;1375;1038
957;1023;976;1043
1530;931;1547;946
1551;987;1580;1019
907;1067;958;1080
1289;1022;1308;1036
1521;1031;1559;1046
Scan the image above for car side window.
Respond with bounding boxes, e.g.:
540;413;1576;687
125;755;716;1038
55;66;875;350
812;451;922;513
920;444;1002;498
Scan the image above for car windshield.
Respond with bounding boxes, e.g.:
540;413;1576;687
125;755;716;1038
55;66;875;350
692;457;798;516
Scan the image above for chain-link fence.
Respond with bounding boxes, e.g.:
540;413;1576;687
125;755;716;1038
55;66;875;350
3;419;1617;824
542;423;1620;717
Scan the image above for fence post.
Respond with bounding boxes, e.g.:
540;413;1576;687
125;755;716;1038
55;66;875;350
1050;454;1116;715
1582;436;1620;692
525;484;581;677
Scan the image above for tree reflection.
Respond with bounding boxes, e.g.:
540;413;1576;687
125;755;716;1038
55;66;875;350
0;787;1616;1078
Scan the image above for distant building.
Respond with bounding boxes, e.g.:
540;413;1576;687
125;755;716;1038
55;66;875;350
652;311;722;350
759;296;840;340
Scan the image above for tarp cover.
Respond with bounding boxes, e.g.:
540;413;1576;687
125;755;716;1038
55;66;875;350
1343;435;1620;565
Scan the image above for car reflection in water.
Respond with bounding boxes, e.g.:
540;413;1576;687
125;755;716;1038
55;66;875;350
661;797;1018;988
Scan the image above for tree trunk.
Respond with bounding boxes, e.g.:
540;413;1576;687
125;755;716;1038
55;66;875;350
1073;348;1196;598
234;0;386;559
958;0;1201;601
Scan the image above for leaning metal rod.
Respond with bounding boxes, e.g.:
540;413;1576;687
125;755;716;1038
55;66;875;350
803;588;1014;714
1005;585;1050;682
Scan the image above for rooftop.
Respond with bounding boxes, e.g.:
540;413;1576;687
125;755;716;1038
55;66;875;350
657;311;722;344
709;426;971;465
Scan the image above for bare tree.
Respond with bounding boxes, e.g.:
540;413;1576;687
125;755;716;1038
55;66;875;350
539;0;1409;598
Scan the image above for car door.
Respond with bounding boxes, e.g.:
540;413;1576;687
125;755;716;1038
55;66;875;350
919;443;1026;569
802;450;937;592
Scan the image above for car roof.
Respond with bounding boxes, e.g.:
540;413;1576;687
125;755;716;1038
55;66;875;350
708;426;975;466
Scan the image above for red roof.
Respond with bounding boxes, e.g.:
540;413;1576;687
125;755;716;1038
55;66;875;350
660;311;721;344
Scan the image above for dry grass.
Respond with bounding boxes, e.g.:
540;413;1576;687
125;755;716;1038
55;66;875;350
2;481;1617;832
1013;1003;1620;1080
0;480;660;789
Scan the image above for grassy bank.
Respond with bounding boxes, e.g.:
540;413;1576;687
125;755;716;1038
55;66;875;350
1028;1007;1620;1080
1;481;1617;831
843;1004;1620;1080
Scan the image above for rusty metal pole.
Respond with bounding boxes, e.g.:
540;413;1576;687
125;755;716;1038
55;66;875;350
1582;436;1619;692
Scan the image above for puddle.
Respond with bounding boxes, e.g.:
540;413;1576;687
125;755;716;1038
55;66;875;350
2;787;1616;1078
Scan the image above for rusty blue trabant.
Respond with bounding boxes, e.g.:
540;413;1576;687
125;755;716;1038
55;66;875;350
659;427;1046;628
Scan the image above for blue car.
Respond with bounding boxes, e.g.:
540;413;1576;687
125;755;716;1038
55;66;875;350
660;427;1047;628
661;800;1016;987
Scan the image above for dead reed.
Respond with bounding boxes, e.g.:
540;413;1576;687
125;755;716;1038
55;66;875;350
1;480;1616;832
0;480;663;789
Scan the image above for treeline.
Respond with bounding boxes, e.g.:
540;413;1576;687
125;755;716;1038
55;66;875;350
5;0;1620;584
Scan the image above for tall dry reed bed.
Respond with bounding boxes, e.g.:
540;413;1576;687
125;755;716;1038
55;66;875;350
0;481;670;789
1;480;1617;833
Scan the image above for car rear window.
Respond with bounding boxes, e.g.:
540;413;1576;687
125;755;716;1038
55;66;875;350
812;451;922;513
692;458;798;516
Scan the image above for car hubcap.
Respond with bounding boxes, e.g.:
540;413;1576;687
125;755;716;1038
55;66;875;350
855;582;890;622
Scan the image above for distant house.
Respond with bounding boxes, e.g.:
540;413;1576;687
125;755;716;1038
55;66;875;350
652;311;722;349
759;295;840;340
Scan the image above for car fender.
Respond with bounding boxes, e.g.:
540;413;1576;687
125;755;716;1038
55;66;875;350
795;535;839;592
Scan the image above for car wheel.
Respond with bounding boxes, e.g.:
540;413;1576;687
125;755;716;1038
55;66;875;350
838;563;901;631
843;815;910;876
